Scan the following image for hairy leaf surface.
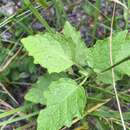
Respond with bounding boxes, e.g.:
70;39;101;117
25;73;66;104
37;78;86;130
21;22;89;73
86;30;130;83
21;33;73;73
64;21;88;66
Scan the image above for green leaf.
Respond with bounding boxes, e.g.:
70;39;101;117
25;73;66;104
115;41;130;75
63;21;88;66
96;71;121;84
21;21;89;73
37;78;86;130
21;33;73;73
86;30;130;83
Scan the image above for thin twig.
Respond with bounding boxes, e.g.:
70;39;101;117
0;47;22;73
1;32;24;67
0;113;17;130
0;99;13;110
109;2;126;130
110;0;128;9
62;98;111;130
0;83;19;105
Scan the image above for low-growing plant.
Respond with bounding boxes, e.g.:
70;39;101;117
21;21;130;130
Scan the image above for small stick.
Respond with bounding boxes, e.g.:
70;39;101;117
110;0;128;9
0;82;19;105
0;47;22;73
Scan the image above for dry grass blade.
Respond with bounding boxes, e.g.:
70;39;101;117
0;83;19;105
109;2;126;130
62;98;111;130
0;47;22;73
110;0;128;9
0;99;13;110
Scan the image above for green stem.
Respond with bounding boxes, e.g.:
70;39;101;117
24;0;53;33
53;0;66;29
0;103;33;119
0;111;39;126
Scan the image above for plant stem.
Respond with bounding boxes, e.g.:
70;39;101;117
109;2;126;130
24;0;53;33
